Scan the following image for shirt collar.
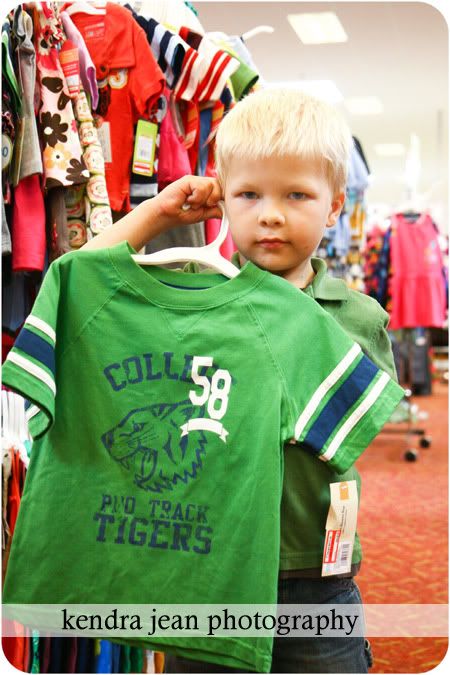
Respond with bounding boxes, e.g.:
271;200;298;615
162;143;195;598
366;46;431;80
230;253;348;301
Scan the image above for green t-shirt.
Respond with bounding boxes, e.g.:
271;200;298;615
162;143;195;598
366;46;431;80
2;242;404;672
229;253;398;574
283;258;398;573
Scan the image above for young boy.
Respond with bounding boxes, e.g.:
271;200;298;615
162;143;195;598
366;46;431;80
82;89;397;673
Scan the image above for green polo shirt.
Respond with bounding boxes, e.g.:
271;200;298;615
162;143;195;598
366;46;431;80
228;253;397;576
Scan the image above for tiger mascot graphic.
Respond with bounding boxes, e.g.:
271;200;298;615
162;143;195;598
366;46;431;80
101;400;207;494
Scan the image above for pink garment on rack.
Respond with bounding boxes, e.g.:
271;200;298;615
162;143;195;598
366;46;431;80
60;10;99;109
389;212;446;329
12;174;46;272
205;217;237;260
157;89;191;190
203;163;236;260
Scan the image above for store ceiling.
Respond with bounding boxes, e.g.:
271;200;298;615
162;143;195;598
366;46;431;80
195;1;449;227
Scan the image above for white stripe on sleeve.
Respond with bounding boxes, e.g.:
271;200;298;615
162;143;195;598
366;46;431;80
319;371;390;463
294;343;362;440
25;404;41;422
25;315;56;344
7;352;56;395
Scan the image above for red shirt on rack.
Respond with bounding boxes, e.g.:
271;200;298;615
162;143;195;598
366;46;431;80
70;2;164;212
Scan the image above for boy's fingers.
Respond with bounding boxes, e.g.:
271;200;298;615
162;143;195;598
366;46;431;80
185;180;222;207
180;203;222;221
206;183;223;206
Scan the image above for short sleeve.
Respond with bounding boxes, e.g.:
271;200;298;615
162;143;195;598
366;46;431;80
129;26;165;119
368;310;398;382
2;261;60;439
287;321;405;474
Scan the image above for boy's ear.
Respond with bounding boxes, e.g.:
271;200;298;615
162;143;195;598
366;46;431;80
326;191;346;228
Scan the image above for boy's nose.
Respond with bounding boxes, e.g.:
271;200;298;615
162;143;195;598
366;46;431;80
257;202;285;227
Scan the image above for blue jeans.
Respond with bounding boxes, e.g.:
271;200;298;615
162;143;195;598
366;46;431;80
164;577;373;673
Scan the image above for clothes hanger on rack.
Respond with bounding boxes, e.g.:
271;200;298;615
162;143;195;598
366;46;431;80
1;391;30;466
126;0;143;11
63;2;106;16
131;201;239;278
396;196;424;222
241;25;275;41
402;211;422;222
399;204;422;222
209;25;274;43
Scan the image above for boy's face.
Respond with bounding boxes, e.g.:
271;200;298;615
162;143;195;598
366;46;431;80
223;154;345;288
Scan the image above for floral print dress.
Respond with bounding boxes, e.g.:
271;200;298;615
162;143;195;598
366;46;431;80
34;2;88;190
65;86;113;246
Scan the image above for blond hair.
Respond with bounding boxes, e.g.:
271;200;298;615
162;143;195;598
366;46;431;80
215;88;353;193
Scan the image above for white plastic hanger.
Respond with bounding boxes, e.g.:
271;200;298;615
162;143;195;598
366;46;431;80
1;392;31;465
2;391;9;439
64;2;106;16
127;0;143;12
131;201;239;278
241;25;275;41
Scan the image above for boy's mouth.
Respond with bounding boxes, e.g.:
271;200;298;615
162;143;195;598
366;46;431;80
257;238;287;248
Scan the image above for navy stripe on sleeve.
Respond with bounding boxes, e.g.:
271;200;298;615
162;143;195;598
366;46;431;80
14;327;56;376
303;355;379;453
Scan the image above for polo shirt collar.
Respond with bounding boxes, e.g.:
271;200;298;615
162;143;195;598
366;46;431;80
230;253;348;301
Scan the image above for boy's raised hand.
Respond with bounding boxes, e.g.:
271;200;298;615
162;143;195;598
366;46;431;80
80;175;223;253
154;175;223;227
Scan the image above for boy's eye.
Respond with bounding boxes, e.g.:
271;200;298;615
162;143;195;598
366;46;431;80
289;192;307;200
240;191;258;200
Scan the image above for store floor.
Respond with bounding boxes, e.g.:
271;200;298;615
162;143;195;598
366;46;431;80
356;380;448;673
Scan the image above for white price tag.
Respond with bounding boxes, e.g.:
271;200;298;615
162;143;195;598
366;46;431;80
322;480;358;577
97;121;112;163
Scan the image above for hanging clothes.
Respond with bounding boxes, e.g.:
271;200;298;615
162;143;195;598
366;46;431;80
33;2;88;190
157;89;191;189
65;85;113;245
12;175;46;271
10;5;46;274
346;142;370;244
69;2;165;213
131;0;206;35
2;16;22;198
59;11;99;110
388;212;446;329
13;6;43;180
206;31;260;100
2;18;20;258
126;7;188;90
2;445;29;674
363;224;391;308
176;27;239;170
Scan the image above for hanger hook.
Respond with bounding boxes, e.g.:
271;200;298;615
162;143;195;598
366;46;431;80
210;200;229;250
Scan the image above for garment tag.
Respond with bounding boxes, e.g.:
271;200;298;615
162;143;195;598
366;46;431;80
84;21;106;41
59;40;80;98
132;120;157;176
97;121;112;163
322;480;358;577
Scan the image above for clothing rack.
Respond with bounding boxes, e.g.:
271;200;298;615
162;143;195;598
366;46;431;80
362;209;447;460
380;388;431;462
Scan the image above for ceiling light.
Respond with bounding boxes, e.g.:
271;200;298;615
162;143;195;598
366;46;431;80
374;143;406;157
287;12;348;45
345;96;384;115
266;80;343;104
